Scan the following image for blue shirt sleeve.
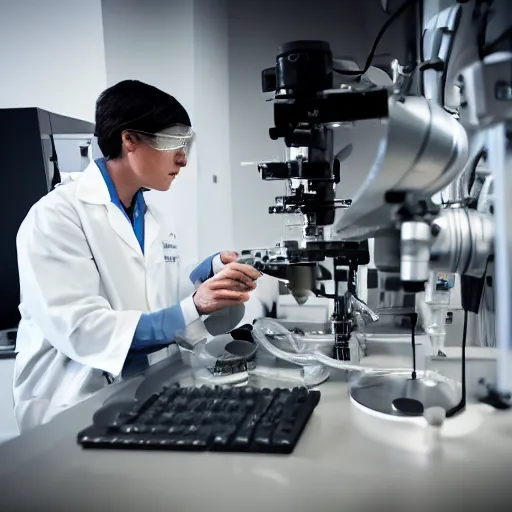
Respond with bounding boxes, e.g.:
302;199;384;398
189;252;220;285
131;304;186;350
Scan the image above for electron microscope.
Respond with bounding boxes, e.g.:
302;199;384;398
239;0;512;421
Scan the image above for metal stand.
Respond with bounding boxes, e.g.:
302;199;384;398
330;259;358;361
488;125;511;393
459;52;512;395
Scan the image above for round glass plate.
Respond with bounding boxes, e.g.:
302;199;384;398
349;370;461;417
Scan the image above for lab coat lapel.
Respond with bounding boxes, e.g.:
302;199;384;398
76;162;144;259
144;204;161;257
105;202;144;257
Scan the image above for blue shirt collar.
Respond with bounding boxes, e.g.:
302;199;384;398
95;158;144;208
95;158;146;253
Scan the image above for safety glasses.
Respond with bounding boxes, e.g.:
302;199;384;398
128;125;195;153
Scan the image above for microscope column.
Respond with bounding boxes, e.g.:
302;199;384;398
332;295;351;360
331;258;354;361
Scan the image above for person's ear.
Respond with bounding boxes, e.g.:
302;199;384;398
121;131;139;153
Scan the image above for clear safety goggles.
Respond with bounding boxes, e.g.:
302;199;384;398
129;125;195;153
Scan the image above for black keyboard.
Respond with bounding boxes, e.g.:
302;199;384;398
77;384;320;454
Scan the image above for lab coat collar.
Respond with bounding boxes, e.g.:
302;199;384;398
76;160;111;205
76;160;161;258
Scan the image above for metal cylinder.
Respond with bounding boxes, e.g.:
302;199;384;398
400;221;432;284
374;230;401;272
430;208;494;278
285;264;317;305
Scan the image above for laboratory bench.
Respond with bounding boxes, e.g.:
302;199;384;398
1;346;512;512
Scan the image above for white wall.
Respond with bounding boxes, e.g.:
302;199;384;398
101;0;200;264
102;0;234;264
0;0;107;122
226;0;409;251
102;0;235;263
194;0;234;257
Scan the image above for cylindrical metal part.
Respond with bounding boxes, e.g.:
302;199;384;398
285;264;317;305
430;208;494;278
400;221;431;284
374;230;401;273
288;147;308;161
334;96;469;240
332;344;351;361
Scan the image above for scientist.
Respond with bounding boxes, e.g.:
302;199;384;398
13;80;262;432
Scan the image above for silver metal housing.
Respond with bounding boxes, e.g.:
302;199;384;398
334;96;469;240
400;221;432;283
430;208;494;278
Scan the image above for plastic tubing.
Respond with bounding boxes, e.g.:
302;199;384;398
252;318;368;372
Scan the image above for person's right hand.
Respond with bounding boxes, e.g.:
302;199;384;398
193;262;261;315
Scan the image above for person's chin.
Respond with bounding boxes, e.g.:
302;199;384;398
156;175;176;191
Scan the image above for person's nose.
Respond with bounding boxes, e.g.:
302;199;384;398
176;148;187;166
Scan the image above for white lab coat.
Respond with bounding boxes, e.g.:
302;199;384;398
13;161;213;433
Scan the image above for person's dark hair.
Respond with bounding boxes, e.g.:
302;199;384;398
94;80;191;159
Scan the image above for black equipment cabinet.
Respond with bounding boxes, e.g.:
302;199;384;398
0;107;95;334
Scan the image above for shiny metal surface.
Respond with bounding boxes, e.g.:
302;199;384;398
373;230;401;272
489;126;512;393
350;293;379;323
334;96;468;240
443;0;512;393
238;248;321;305
400;221;431;283
349;371;460;416
460;52;512;129
430;208;494;278
422;2;466;108
284;264;317;305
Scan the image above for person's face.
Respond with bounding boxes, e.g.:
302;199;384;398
122;130;189;191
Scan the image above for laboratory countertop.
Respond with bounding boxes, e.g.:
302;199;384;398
1;349;512;512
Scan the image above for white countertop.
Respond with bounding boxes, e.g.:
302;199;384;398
0;349;511;512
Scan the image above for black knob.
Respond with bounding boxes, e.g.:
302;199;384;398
385;190;406;204
431;224;441;237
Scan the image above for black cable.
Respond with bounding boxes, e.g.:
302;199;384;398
467;148;487;199
415;0;425;96
418;0;424;64
334;0;419;77
446;309;468;418
476;1;493;59
410;313;418;380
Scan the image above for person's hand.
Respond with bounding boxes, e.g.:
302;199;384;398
193;262;261;315
220;251;239;264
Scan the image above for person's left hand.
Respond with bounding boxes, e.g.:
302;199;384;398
220;251;239;264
